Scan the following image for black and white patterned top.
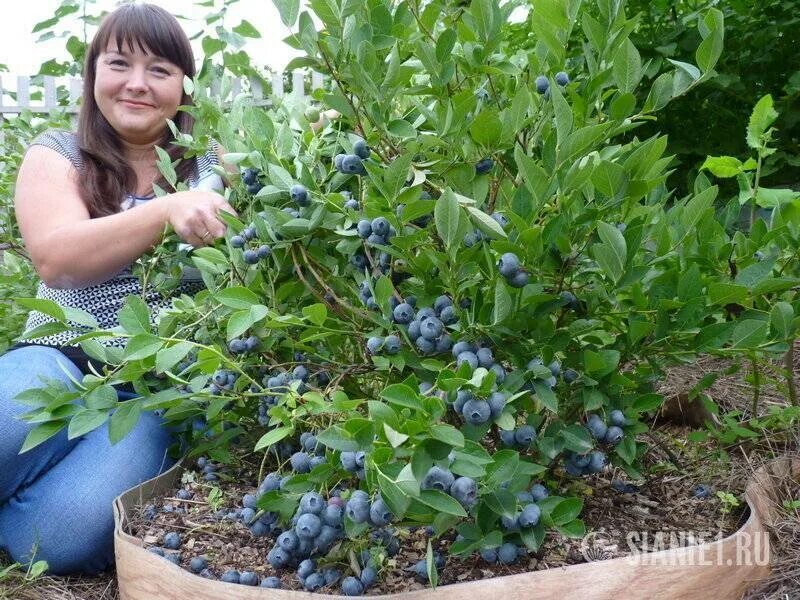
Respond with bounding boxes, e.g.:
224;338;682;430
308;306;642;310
21;129;223;349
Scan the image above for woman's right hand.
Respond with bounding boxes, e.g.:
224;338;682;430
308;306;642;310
160;190;238;248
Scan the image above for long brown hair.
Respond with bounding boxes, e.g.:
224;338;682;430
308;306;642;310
77;2;197;217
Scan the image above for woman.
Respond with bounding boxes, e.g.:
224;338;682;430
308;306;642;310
0;3;237;575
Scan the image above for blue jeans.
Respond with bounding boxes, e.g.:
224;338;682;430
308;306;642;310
0;345;178;575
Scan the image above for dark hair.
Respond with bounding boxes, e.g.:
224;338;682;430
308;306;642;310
76;2;196;217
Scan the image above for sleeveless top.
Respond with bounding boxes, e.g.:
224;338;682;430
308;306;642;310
20;129;223;349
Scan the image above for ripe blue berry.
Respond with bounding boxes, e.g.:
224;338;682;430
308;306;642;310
384;334;401;355
240;571;259;586
241;168;258;185
530;483;549;501
290;184;309;206
267;545;291;568
256;244;271;259
692;484;713;499
371;217;390;237
609;409;627;427
230;235;245;248
535;75;550;94
452;341;474;358
300;492;325;515
422;466;455;492
587;450;608;473
366;336;384;355
346;498;370;524
497;542;520;564
415;336;435;354
604;425;624;446
518;503;541;528
163;532;181;550
221;569;241;584
189;556;207;573
290;451;312;473
480;547;498;563
341;154;366;175
393;303;414;324
450;476;478;506
476;347;493;368
462;399;491;424
555;71;570;86
369;497;393;527
304;572;325;591
498;253;521;277
508;269;530;287
586;414;608;440
353;139;370;159
261;576;281;588
475;158;494;174
439;305;458;324
277;530;299;553
295;513;323;539
360;566;377;587
243;249;259;264
420;317;443;340
514;424;537;446
456;351;479;370
356;219;372;238
341;576;365;596
563;368;579;383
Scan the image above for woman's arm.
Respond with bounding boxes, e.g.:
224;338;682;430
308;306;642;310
15;145;236;289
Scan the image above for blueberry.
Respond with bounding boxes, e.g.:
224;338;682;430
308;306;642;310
240;507;256;524
692;484;713;499
304;572;325;591
498;253;521;277
256;244;271;259
278;530;299;553
518;503;541;528
356;219;372;238
563;368;579;383
175;489;192;500
334;153;347;170
243;249;259;264
164;552;181;565
439;305;458;324
517;491;534;503
475;157;494;174
452;341;474;358
514;424;537;446
360;566;377;587
407;320;421;340
456;351;479;370
371;217;390;237
355;451;366;468
241;168;258;185
323;567;342;585
530;483;549;501
555;71;570;86
221;569;241;584
464;230;481;247
508;270;530;288
163;532;181;550
296;513;323;539
230;235;245;248
434;295;453;314
239;571;259;586
490;363;506;384
258;472;282;494
293;365;309;381
463;399;491;424
497;542;519;564
410;559;429;581
604;425;624;446
490;212;509;228
189;556;208;573
341;576;365;595
422;466;455;492
393;302;415;324
535;75;550;94
609;409;627;427
290;184;309;206
450;476;478;507
300;492;325;515
499;429;517;447
344;198;360;210
560;291;579;309
297;559;317;580
586;415;608;440
340;451;358;472
247;182;263;195
366;336;384;355
587;450;608;473
480;547;498;563
416;307;437;321
420;317;443;340
488;392;506;419
228;338;247;354
353;139;371;159
261;576;281;588
148;546;165;556
415;336;436;354
475;347;493;369
454;389;473;414
290;451;312;473
435;335;453;353
384;334;401;355
242;226;257;240
369;497;394;527
346;498;370;524
244;335;260;351
322;504;343;528
341;154;366;175
351;253;367;269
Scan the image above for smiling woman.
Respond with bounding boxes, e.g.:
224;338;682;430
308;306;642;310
0;2;238;579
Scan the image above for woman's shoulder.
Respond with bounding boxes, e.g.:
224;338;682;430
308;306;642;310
27;129;83;170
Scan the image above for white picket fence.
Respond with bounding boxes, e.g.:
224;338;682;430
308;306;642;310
0;70;327;116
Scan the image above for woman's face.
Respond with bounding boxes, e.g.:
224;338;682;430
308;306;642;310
94;42;184;147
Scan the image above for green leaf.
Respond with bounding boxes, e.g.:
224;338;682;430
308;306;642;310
19;420;67;453
67;409;109;439
15;298;65;322
532;381;558;413
418;490;468;517
467;207;507;240
272;0;300;26
429;424;465;448
383;423;409;448
216;286;261;309
613;39;642;93
701;156;742;178
584;349;620;378
381;384;423;411
302;303;327;326
118;295;151;334
593;222;627;282
770;302;794;339
708;282;748;305
696;8;724;73
469;108;502;148
387;119;417;138
233;19;261;38
227;305;269;340
254;425;294;451
493;279;512;325
434;189;461;250
426;539;439;589
123;334;163;361
85;385;118;410
747;95;778;151
155;341;194;373
556;519;586;538
109;401;142;444
550;497;583;525
559;424;593;453
731;320;768;348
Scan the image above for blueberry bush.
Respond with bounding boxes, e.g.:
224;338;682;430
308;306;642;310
8;0;800;593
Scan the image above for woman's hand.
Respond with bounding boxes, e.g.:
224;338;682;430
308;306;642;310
159;190;238;248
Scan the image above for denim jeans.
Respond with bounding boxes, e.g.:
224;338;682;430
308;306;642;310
0;345;178;575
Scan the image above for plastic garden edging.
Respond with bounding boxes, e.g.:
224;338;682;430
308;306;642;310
114;458;797;600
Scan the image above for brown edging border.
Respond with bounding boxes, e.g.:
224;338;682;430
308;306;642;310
114;458;797;600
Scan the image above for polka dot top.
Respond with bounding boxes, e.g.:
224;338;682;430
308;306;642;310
21;129;223;348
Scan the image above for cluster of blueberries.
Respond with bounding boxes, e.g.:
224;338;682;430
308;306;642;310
453;388;505;425
356;215;397;247
230;224;271;265
498;482;550;534
563;411;628;476
252;359;331;425
394;294;461;356
421;465;479;508
241;167;264;195
497;252;530;288
334;139;371;176
534;71;570;96
342;190;360;211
